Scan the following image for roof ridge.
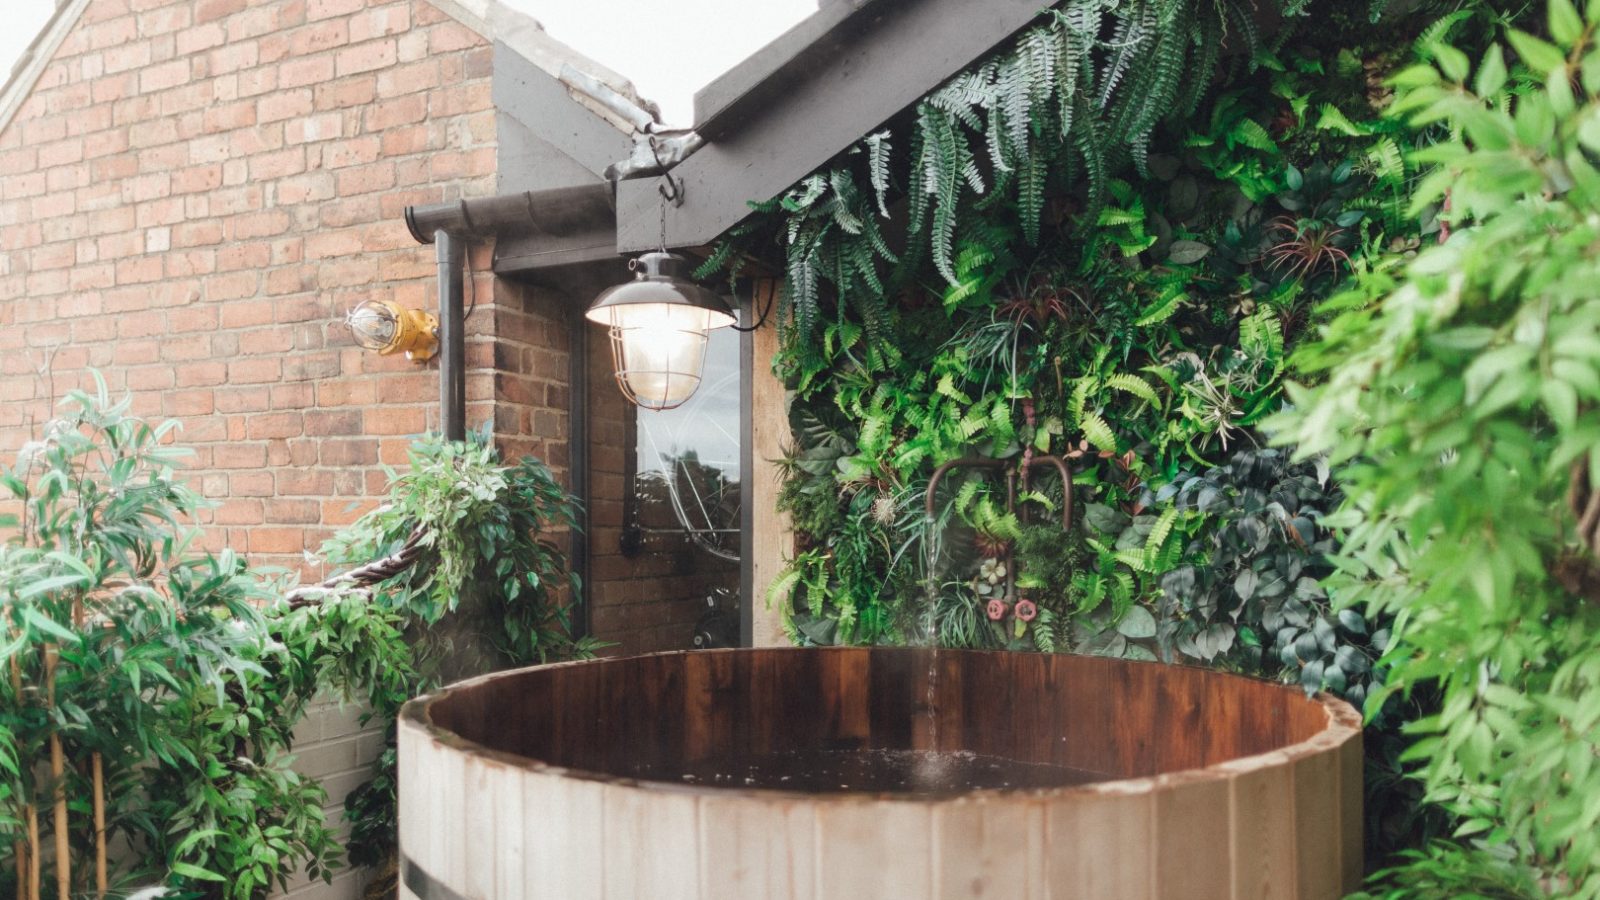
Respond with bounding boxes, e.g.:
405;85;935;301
424;0;660;133
0;0;92;142
0;0;658;143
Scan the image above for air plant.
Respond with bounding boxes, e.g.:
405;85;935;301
1265;215;1352;281
1264;160;1365;282
973;531;1012;561
997;282;1079;330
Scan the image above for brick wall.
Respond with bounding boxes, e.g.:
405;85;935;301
279;700;387;900
0;0;559;572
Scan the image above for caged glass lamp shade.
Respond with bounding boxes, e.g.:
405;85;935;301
585;252;736;411
346;298;438;361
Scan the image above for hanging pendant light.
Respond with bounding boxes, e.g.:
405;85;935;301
586;251;735;411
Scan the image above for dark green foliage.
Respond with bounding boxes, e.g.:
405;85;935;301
721;0;1519;882
1155;449;1372;697
315;432;596;868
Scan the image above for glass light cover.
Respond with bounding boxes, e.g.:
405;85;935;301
347;300;399;350
585;252;736;411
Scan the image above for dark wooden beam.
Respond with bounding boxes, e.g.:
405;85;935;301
691;0;897;142
614;0;1049;253
492;41;634;181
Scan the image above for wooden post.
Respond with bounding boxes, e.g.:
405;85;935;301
748;280;793;647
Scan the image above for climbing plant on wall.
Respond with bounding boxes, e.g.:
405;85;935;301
708;0;1528;875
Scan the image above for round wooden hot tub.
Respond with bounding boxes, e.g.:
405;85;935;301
398;648;1362;900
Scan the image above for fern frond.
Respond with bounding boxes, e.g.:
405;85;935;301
1105;373;1160;406
864;130;893;218
1081;412;1118;453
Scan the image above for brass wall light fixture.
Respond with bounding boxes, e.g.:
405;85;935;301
346;298;439;361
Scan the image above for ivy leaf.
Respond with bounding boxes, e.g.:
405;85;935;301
1167;240;1211;264
1116;606;1157;639
1235;569;1259;601
1338;608;1367;635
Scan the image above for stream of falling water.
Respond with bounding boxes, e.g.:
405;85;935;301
923;512;942;755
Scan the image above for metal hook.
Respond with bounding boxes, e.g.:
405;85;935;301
649;135;683;206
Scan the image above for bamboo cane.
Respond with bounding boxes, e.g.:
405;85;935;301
8;623;30;900
25;805;39;900
13;837;28;900
92;752;105;899
44;647;66;900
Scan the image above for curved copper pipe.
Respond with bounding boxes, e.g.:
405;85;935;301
924;457;1009;520
924;456;1075;605
1021;454;1074;532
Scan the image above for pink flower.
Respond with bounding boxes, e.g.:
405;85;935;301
1014;599;1038;622
986;599;1008;621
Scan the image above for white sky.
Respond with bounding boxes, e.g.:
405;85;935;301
1;0;816;126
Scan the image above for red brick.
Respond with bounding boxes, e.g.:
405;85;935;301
320;136;380;169
196;0;246;24
248;527;307;554
289;19;348;55
214;498;264;525
175;362;228;387
279;55;335;90
213;443;268;469
307;0;363;21
203;271;257;302
314;75;375;110
139;59;191;94
215;387;271;413
363;405;425;435
228;358;280;384
264;498;318;524
334;40;396;77
257;89;313;123
246;409;302;438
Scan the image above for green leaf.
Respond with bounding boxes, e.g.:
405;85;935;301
1506;30;1567;75
1540;379;1578;430
1116;606;1156;639
18;574;90;601
1550;0;1584;45
171;861;228;882
1337;609;1366;635
1167;240;1211;264
1474;45;1508;97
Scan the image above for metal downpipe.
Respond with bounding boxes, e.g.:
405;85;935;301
436;230;466;442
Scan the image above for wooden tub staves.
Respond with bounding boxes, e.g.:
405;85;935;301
398;648;1362;900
